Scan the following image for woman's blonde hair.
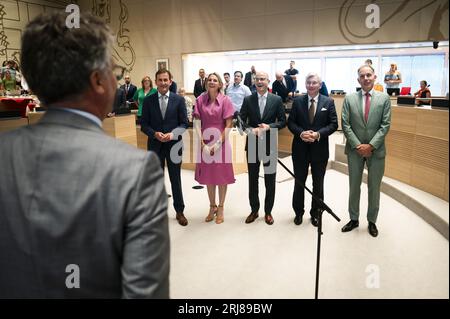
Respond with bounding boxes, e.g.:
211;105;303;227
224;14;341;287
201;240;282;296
390;63;398;72
206;72;223;95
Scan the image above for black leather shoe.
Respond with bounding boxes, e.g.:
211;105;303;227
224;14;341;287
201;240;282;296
294;215;303;225
368;222;378;237
341;220;359;232
311;217;319;227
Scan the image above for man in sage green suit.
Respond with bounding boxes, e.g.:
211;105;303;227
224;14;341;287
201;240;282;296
341;65;391;237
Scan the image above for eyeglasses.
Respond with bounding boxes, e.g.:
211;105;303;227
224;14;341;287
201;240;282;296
255;77;267;81
113;64;126;81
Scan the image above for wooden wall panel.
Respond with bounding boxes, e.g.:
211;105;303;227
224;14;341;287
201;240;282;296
391;107;417;133
386;130;415;161
103;114;137;147
413;135;449;174
385;156;411;185
384;106;449;201
411;164;447;200
415;108;449;140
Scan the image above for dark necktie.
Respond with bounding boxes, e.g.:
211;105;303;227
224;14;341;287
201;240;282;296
309;98;316;124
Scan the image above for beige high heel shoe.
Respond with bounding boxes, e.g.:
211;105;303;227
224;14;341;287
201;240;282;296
205;204;217;222
215;205;224;224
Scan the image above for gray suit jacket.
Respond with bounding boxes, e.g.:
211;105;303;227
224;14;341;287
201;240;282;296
0;108;170;298
341;90;391;159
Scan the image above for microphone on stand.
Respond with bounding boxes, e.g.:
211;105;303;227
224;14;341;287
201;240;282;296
234;111;245;136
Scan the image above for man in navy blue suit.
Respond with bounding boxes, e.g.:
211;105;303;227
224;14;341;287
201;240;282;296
287;73;338;226
120;75;137;104
141;69;189;226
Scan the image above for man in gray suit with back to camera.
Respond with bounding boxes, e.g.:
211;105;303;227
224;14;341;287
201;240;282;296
0;12;170;298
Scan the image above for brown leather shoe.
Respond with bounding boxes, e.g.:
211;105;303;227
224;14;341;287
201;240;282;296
176;212;188;226
265;214;274;225
245;212;259;224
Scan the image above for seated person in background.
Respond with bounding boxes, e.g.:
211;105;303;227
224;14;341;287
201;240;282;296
178;87;193;122
169;80;177;94
108;86;127;117
1;70;16;91
414;80;431;106
13;61;23;89
1;60;16;81
272;72;293;103
319;80;329;96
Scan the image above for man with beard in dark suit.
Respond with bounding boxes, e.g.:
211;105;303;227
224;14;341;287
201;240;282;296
193;68;207;98
120;75;137;105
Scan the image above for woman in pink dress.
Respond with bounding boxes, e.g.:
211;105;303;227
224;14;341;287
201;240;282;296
193;72;235;224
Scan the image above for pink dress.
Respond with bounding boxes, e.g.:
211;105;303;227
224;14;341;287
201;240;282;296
193;93;236;185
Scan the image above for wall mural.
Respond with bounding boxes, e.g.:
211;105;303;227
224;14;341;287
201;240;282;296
92;0;136;72
0;3;8;58
0;0;71;65
0;0;135;72
338;0;448;44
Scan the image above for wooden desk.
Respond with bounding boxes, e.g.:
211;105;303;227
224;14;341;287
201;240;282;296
0;97;34;117
278;125;293;153
103;114;137;147
0;117;28;133
180;128;247;174
28;111;45;125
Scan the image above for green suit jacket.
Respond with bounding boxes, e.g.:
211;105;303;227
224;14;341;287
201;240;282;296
341;90;391;159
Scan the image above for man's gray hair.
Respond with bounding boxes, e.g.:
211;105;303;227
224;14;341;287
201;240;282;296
21;11;114;105
305;72;322;84
357;64;375;74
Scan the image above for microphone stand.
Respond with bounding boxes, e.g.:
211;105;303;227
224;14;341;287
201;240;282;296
235;113;340;299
